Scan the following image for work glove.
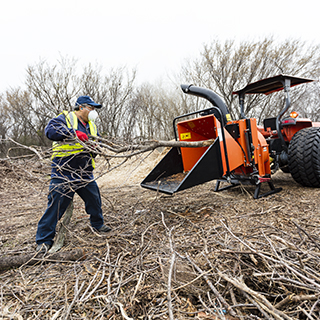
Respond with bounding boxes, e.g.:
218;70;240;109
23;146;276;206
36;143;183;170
76;130;88;142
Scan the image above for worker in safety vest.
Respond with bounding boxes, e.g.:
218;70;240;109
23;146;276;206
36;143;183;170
36;96;111;253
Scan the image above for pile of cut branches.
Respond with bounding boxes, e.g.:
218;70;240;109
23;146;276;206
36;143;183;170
1;154;320;319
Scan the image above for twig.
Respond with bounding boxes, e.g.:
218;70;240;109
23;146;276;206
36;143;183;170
167;227;175;320
217;271;292;320
242;291;274;320
292;220;320;251
230;287;244;319
220;220;320;290
183;253;238;318
7;137;43;160
114;302;134;320
275;293;320;309
63;280;85;320
130;272;144;304
167;250;175;320
297;305;316;320
308;298;320;318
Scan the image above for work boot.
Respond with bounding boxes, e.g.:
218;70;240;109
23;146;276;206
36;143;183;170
36;243;51;253
96;225;112;233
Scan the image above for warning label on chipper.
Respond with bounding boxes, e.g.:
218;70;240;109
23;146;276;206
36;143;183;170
180;132;191;140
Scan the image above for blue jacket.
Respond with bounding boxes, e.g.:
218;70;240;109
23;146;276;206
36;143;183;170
45;114;98;181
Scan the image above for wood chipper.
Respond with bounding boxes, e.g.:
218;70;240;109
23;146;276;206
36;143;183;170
141;74;320;198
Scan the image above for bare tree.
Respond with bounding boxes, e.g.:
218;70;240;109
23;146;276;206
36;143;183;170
25;59;138;140
0;88;52;157
3;38;319;157
131;83;187;141
26;56;81;116
88;66;137;138
6;88;50;145
180;37;320;122
0;94;11;156
295;81;320;121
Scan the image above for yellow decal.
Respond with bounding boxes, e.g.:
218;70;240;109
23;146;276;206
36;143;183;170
226;113;231;122
180;132;191;140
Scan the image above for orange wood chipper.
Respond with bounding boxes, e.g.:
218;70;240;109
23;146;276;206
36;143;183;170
141;75;320;198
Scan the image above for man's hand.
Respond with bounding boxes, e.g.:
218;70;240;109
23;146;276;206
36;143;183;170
76;131;88;142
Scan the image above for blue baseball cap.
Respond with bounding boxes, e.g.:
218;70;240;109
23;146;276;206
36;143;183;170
75;96;102;108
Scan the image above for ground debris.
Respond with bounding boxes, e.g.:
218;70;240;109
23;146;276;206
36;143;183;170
1;160;320;319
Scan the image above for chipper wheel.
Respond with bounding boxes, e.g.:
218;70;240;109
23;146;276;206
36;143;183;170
288;127;320;187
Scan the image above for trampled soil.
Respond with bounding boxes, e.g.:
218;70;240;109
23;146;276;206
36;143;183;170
1;153;320;319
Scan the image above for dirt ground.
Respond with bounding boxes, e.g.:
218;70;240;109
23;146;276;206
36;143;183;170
1;152;320;319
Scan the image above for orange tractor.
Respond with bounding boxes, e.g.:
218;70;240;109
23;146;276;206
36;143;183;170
141;75;320;198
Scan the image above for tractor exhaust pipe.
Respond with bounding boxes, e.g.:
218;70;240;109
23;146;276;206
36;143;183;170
181;84;230;124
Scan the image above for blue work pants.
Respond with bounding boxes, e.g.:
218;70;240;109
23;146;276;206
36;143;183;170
36;178;104;246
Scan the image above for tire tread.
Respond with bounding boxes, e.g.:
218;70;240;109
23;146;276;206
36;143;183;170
288;127;320;187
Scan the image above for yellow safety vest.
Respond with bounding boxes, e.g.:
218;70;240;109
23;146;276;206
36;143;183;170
51;111;98;168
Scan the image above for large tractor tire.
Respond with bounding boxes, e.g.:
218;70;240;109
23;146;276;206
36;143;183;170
288;127;320;187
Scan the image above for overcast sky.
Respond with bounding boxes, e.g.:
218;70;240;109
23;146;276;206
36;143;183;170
1;0;319;92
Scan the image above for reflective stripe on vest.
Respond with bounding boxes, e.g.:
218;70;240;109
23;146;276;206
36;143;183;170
51;111;97;168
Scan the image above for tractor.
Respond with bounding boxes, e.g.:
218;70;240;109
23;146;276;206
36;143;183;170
141;74;320;198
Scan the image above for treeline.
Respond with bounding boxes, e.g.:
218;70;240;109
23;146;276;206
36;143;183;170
1;37;320;157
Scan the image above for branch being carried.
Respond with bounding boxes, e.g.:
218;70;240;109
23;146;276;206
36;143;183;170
1;136;217;162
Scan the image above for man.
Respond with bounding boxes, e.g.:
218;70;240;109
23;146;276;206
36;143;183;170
36;96;111;253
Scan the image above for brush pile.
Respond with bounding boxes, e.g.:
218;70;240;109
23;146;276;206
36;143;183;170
1;158;320;320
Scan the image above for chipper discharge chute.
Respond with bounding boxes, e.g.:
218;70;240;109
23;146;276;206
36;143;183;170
141;84;282;199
